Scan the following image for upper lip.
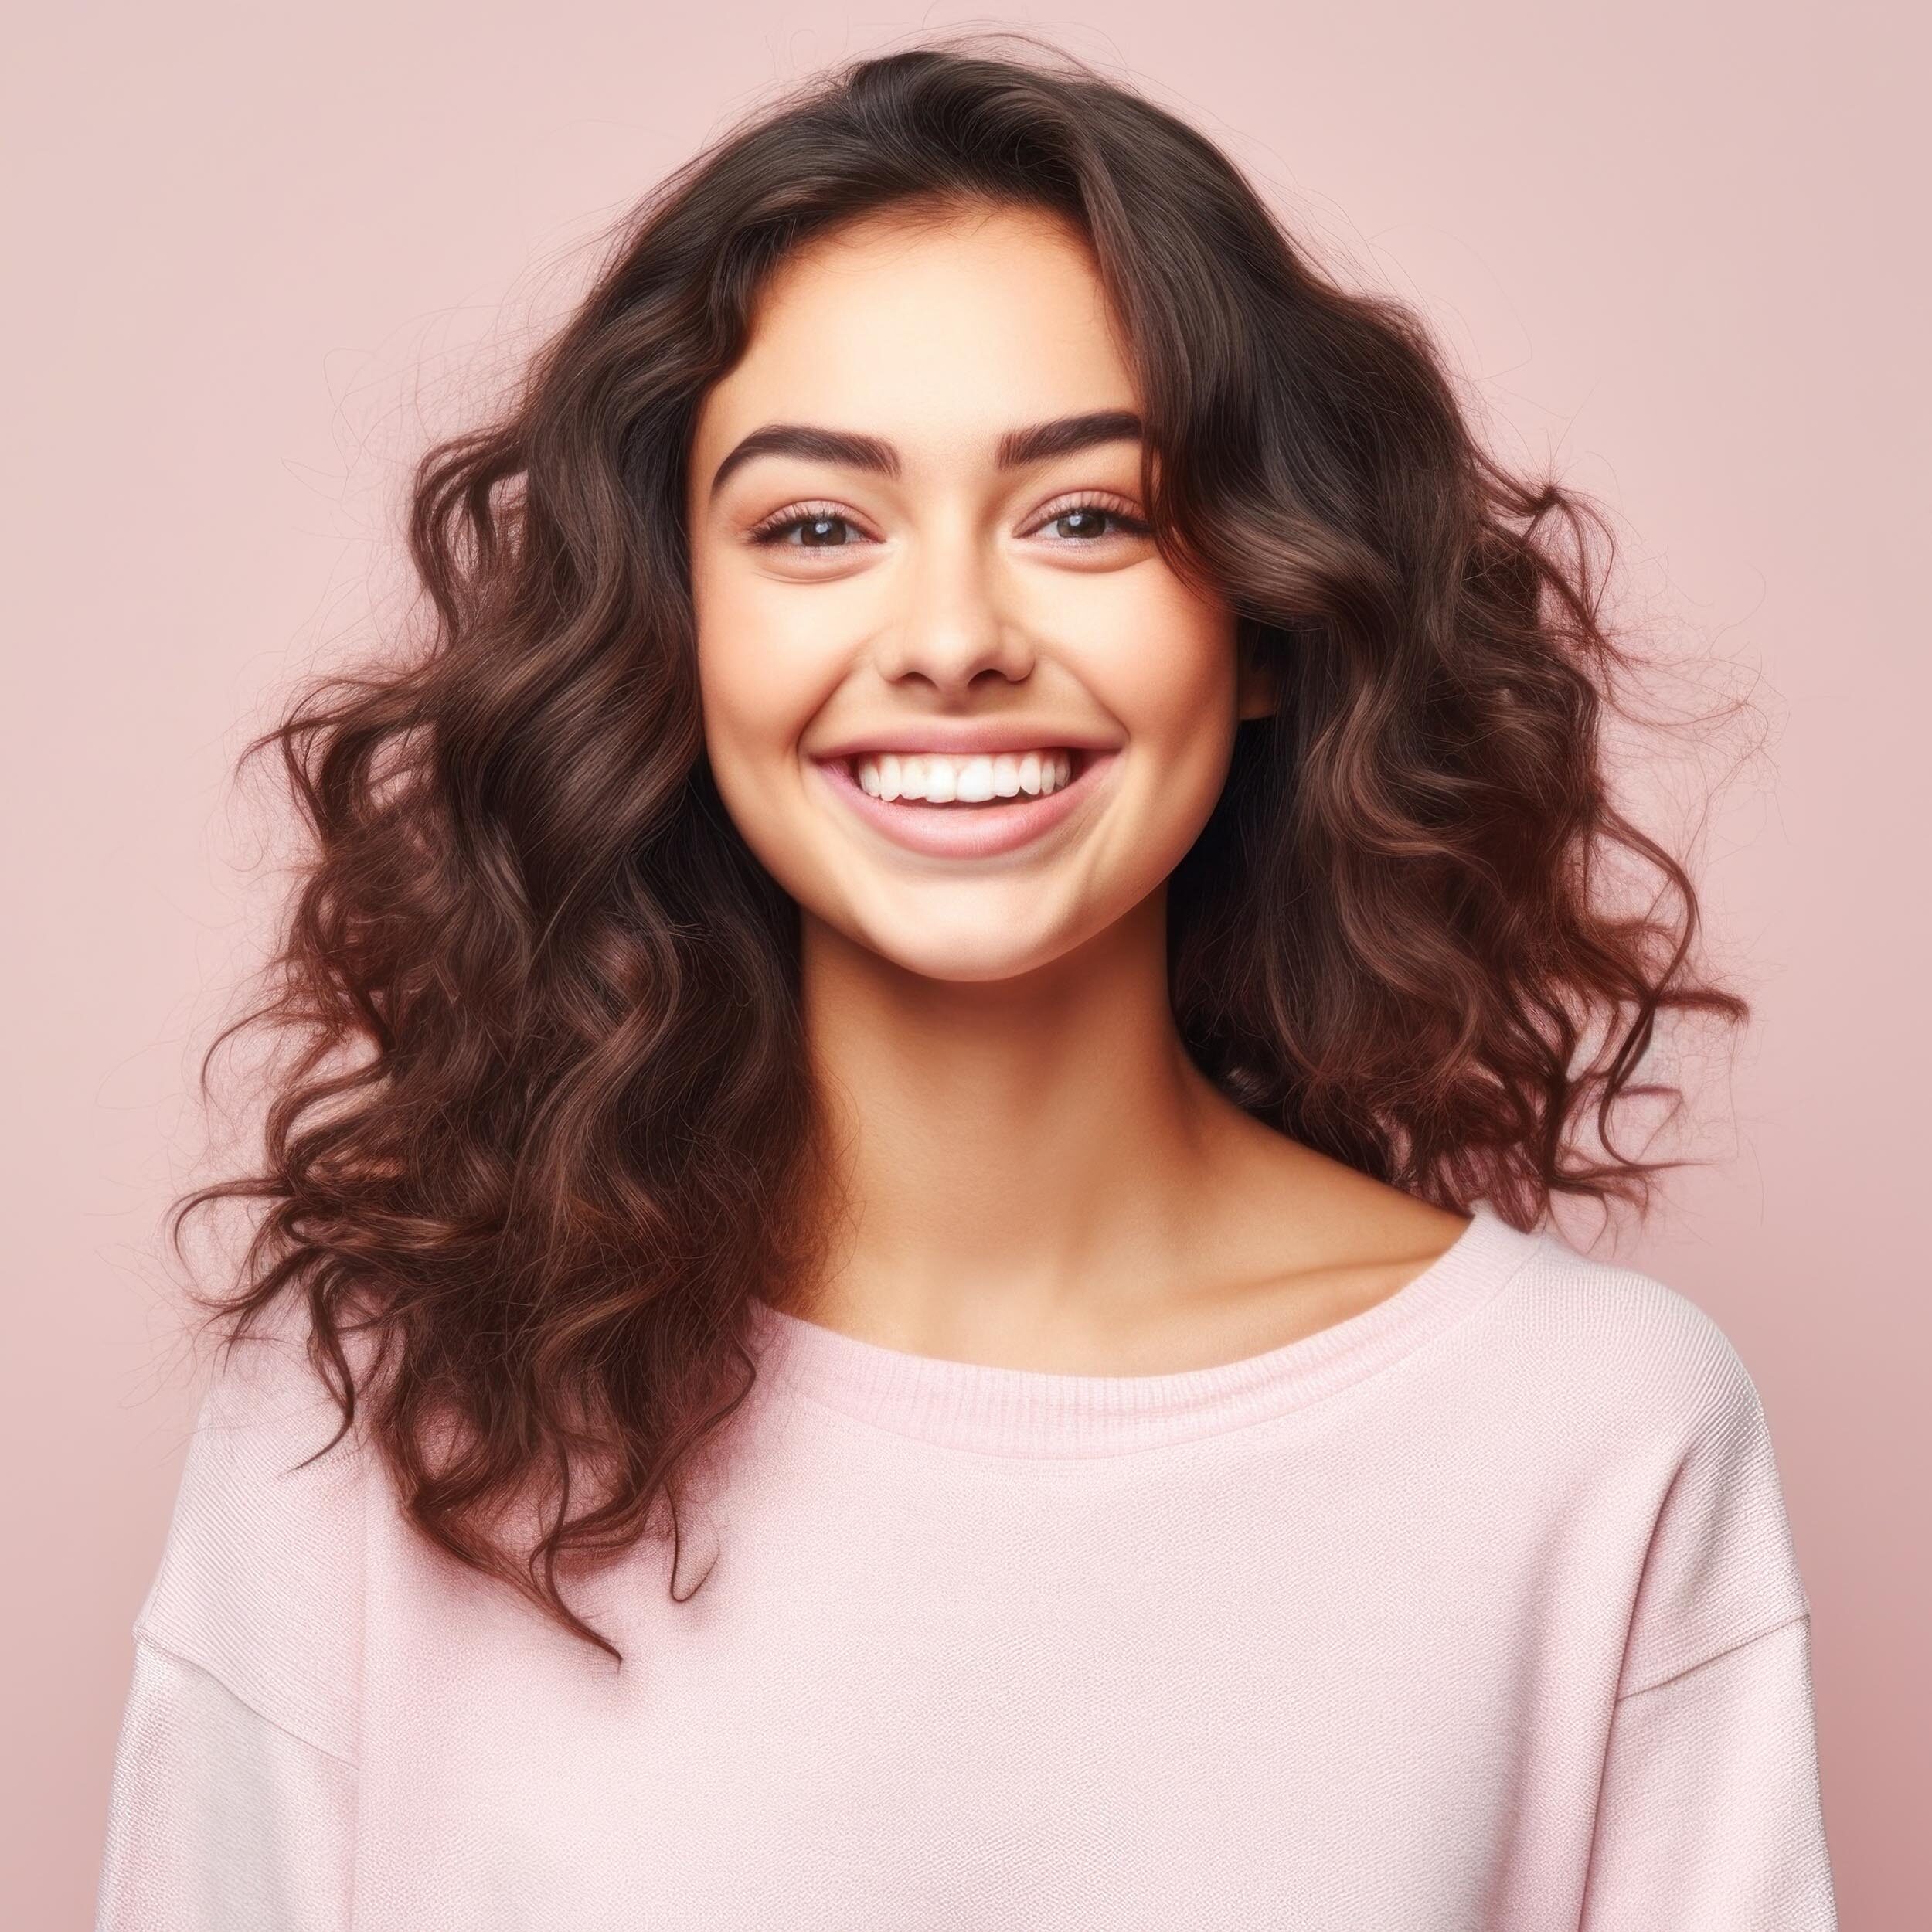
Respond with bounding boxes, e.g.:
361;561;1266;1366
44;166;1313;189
811;722;1121;760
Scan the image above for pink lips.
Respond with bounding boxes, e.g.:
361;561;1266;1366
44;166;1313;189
811;750;1118;859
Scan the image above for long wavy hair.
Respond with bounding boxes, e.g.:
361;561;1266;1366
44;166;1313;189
172;32;1750;1658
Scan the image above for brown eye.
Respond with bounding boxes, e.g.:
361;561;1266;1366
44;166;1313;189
1029;495;1151;544
750;509;862;548
1047;508;1117;541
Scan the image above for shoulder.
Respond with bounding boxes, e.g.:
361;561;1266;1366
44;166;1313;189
1475;1216;1814;1692
1475;1212;1779;1443
133;1292;375;1763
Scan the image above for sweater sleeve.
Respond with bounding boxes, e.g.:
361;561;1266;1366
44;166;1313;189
1579;1324;1837;1929
95;1637;355;1932
95;1299;367;1930
1578;1612;1835;1930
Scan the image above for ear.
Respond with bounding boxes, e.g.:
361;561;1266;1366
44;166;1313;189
1235;623;1278;723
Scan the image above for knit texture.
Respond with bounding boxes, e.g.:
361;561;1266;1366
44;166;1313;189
96;1202;1837;1929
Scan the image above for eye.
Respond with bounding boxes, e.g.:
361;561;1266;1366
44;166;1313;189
741;492;1152;559
744;502;875;551
1024;492;1151;544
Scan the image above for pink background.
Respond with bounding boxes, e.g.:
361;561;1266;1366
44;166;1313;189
6;5;1923;1921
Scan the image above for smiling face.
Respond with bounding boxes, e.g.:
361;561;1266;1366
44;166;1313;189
686;200;1268;985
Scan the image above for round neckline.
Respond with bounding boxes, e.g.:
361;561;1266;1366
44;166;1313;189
747;1201;1538;1457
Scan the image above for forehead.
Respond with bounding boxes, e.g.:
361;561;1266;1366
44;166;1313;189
690;204;1140;476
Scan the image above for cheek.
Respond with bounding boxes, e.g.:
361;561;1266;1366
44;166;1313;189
693;570;836;773
690;577;857;905
694;637;814;898
1078;586;1239;779
1090;600;1243;888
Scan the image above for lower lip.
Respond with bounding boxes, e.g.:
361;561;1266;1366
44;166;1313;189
810;751;1118;859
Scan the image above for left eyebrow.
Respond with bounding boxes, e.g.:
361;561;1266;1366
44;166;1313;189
706;407;1145;502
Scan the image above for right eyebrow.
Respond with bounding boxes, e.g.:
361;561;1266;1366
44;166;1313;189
706;407;1145;503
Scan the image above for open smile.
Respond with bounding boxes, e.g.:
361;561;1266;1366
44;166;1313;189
808;746;1119;859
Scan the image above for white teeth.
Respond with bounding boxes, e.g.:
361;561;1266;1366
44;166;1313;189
852;748;1077;803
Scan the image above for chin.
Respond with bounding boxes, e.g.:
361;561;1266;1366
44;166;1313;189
848;913;1093;988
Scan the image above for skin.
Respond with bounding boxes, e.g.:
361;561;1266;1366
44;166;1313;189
685;200;1468;1374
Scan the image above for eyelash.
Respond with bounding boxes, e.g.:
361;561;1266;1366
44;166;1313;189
744;492;1151;553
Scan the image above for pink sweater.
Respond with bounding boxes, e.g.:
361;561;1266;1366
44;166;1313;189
96;1202;1837;1928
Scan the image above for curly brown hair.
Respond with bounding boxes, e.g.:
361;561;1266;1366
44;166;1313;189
172;32;1750;1659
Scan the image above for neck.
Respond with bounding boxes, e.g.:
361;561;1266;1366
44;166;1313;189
794;889;1310;1349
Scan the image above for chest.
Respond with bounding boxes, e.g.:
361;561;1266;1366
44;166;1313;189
349;1417;1629;1929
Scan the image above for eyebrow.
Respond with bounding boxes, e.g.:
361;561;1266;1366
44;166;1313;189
706;407;1144;502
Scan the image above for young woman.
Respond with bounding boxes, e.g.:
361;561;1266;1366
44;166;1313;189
96;36;1836;1930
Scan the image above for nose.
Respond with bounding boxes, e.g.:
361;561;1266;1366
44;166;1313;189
872;517;1036;694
